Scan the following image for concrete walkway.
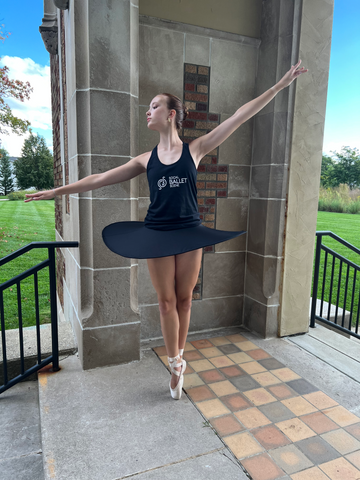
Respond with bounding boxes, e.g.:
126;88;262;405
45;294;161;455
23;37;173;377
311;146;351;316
1;325;360;480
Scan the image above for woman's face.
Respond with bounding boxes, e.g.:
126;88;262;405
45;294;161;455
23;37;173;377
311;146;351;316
146;96;171;130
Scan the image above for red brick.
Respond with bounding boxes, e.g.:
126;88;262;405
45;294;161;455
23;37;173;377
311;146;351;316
205;198;216;205
185;83;195;91
197;182;205;189
188;112;207;120
183;120;195;128
196;103;207;111
207;165;218;172
218;165;228;172
211;157;217;164
185;92;208;102
197;165;206;172
206;182;217;189
217;190;227;197
217;182;227;189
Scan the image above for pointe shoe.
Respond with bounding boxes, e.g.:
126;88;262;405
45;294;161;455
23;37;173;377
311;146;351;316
168;355;184;400
179;349;187;375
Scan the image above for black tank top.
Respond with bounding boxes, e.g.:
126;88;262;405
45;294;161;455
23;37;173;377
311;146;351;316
144;142;201;231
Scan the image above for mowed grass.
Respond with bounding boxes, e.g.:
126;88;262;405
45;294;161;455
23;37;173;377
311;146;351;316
1;204;359;330
0;200;56;330
315;211;360;326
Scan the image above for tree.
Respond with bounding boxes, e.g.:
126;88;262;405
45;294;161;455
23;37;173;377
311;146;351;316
0;25;33;142
320;154;336;188
331;147;360;189
14;132;54;190
0;147;15;195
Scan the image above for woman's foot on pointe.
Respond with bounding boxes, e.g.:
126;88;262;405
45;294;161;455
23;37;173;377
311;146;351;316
168;355;185;399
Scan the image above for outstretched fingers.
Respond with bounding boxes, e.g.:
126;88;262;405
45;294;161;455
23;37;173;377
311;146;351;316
292;60;308;78
24;192;47;202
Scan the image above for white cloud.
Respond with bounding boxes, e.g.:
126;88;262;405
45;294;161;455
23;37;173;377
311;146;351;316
0;56;52;156
323;138;360;156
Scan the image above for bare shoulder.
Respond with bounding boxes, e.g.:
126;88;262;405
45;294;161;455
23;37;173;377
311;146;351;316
132;151;152;171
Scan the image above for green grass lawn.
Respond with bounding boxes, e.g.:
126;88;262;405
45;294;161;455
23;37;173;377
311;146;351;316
1;203;359;331
314;211;360;327
0;200;56;329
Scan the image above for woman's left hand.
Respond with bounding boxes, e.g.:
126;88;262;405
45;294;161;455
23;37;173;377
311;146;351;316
277;60;308;90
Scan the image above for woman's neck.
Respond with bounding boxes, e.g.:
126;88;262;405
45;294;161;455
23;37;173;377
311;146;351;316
158;130;182;151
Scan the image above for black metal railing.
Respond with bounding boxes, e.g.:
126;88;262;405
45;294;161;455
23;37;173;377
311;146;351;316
0;241;78;394
310;231;360;339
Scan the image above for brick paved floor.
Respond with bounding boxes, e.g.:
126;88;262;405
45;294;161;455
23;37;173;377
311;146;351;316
154;334;360;480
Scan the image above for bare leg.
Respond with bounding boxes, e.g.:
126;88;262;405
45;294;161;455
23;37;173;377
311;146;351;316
147;255;181;388
175;249;203;352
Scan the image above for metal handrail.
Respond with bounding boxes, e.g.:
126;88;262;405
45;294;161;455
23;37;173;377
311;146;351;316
310;232;360;339
0;241;78;266
315;231;360;256
0;241;78;394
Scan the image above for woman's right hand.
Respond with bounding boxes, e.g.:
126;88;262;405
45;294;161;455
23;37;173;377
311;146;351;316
24;190;55;202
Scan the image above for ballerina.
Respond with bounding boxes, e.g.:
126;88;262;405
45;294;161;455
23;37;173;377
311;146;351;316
25;60;307;399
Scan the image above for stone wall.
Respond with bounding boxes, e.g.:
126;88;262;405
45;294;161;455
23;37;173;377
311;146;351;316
45;0;334;370
137;16;259;341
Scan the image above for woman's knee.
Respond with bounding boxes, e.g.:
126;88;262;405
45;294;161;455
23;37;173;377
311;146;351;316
176;295;192;312
158;296;177;316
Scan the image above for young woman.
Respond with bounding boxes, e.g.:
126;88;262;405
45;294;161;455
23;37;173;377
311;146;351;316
25;60;307;400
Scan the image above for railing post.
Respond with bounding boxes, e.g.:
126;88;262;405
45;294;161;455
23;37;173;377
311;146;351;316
48;247;59;371
0;291;8;385
310;233;322;328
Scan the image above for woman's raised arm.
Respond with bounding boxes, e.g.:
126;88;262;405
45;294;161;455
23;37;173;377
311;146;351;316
24;151;150;202
190;60;308;162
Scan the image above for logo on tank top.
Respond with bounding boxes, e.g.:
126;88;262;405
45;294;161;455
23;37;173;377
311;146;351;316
157;176;167;190
157;176;188;190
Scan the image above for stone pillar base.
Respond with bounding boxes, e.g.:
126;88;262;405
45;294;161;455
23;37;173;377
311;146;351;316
78;323;141;371
244;296;279;338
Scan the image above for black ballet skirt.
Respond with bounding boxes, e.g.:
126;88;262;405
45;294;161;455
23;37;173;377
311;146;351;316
102;143;245;259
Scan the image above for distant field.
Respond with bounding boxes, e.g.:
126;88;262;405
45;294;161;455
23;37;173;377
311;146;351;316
0;200;55;329
315;211;360;326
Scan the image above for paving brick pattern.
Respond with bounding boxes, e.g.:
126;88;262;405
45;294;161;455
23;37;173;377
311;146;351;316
154;335;360;480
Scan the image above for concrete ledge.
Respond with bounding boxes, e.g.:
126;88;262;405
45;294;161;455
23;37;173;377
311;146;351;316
0;320;77;384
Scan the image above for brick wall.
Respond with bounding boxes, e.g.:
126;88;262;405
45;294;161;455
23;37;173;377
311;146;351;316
60;11;70;216
181;63;229;299
49;12;68;309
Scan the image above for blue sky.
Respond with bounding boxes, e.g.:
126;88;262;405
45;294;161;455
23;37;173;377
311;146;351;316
0;0;359;157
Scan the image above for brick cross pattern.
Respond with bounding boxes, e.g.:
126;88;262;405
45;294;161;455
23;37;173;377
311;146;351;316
180;63;230;300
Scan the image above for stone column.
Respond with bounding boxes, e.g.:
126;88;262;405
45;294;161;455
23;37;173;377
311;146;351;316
245;0;334;338
280;0;334;335
244;0;302;337
61;0;140;369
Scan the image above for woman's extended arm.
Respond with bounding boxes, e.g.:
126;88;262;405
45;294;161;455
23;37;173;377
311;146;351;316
24;151;149;202
191;60;308;161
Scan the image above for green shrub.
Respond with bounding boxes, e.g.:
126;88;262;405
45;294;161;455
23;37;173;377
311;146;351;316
328;199;344;213
8;190;37;201
348;201;360;214
318;184;360;214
